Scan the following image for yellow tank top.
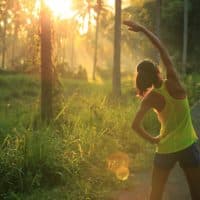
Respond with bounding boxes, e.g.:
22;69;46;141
153;81;198;154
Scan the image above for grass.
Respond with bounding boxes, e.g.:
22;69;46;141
0;73;199;199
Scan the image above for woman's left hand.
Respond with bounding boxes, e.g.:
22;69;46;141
151;135;162;144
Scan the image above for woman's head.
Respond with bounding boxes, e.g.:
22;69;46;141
136;60;161;96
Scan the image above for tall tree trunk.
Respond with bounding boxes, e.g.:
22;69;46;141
71;30;75;68
1;19;7;69
112;0;121;96
93;8;100;80
155;0;161;37
11;25;18;69
155;0;161;64
182;0;188;74
40;1;53;123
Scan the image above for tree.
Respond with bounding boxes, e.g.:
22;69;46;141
1;16;7;69
40;0;53;123
112;0;121;96
75;0;112;80
11;0;21;68
92;0;102;80
155;0;162;63
93;0;113;80
155;0;161;37
0;0;10;69
0;0;30;70
182;0;188;74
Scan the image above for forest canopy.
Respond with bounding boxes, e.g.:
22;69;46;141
0;0;199;77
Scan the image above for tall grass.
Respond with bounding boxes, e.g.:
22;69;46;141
0;74;170;199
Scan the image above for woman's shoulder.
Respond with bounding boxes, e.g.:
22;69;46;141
165;79;187;99
142;90;165;112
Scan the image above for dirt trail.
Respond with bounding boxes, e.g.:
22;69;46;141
109;164;191;200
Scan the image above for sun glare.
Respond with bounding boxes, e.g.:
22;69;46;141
41;0;130;35
76;8;97;35
43;0;97;35
107;0;115;8
44;0;76;19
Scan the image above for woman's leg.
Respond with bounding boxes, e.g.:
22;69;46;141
182;167;200;200
150;166;171;200
179;142;200;199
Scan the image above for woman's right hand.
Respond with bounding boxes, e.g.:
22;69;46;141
123;20;144;32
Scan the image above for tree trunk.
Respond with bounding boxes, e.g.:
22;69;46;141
182;0;188;74
11;25;18;69
40;1;53;123
112;0;121;96
1;19;7;69
155;0;161;64
93;8;100;80
155;0;161;37
70;29;75;68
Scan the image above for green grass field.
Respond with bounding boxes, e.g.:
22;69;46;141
0;73;199;199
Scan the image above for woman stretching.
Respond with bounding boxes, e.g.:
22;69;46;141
123;21;200;200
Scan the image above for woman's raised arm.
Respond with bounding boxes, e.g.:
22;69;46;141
123;21;180;82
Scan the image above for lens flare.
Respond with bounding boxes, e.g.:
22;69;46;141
116;166;130;181
107;151;130;181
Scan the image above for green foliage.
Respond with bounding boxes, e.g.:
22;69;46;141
0;74;157;199
2;73;199;199
123;0;200;72
0;74;39;101
57;63;88;80
185;73;200;105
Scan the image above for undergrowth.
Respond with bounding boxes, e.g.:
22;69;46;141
1;73;198;199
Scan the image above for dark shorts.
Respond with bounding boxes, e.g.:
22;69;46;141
154;142;200;169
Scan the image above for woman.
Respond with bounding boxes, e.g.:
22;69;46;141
123;21;200;200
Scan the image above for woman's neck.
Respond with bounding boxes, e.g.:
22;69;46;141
154;79;163;88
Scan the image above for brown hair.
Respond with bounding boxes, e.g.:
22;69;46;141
136;60;160;96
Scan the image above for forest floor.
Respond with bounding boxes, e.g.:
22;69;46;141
109;164;191;200
0;74;199;199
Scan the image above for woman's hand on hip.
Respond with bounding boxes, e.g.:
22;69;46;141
151;135;162;144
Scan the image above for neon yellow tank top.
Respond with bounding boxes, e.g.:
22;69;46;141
153;81;198;154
